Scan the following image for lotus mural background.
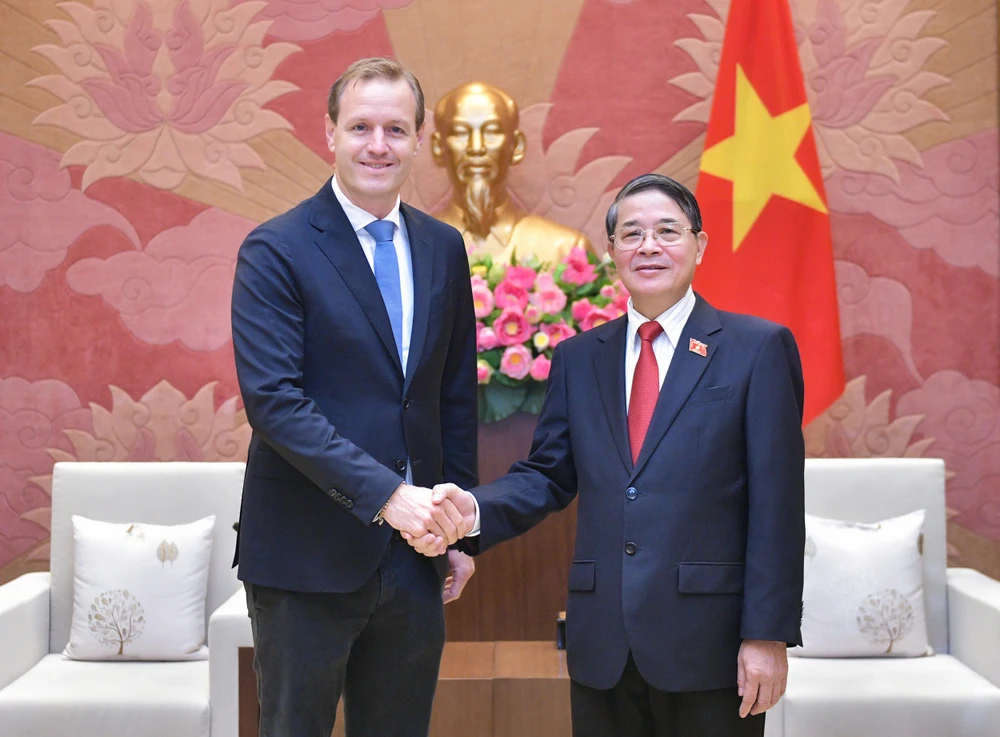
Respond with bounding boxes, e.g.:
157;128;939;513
1;0;997;582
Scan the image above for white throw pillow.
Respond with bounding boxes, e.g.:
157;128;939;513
64;515;215;661
790;509;932;658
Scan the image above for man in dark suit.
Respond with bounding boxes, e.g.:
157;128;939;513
417;174;805;736
231;58;479;737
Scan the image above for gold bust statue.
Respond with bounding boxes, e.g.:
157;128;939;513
431;82;592;265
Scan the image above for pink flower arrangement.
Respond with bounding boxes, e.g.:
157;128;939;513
530;355;552;381
561;247;599;286
472;247;628;423
500;345;533;380
494;279;530;311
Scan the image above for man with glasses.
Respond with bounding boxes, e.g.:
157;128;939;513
418;174;806;736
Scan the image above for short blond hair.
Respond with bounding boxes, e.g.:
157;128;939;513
327;57;425;130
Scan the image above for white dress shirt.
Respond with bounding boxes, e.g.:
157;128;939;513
332;177;416;489
624;287;697;411
470;289;697;537
331;176;414;373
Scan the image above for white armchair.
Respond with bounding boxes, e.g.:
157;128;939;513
765;458;1000;737
0;462;247;737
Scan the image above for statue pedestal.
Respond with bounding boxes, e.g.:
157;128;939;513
444;413;577;641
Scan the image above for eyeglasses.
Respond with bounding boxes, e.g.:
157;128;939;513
611;225;697;250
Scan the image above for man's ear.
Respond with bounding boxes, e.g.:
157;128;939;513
695;230;708;265
324;114;336;154
430;130;444;165
511;130;527;166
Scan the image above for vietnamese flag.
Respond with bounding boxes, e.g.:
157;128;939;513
695;0;844;425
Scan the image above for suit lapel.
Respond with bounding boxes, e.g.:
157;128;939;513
632;296;722;478
592;318;632;474
309;180;402;374
402;203;433;391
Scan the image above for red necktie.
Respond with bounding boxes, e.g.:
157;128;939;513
628;321;664;465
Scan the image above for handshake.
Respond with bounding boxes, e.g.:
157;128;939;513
381;483;476;557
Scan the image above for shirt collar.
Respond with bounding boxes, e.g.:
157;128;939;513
626;287;696;350
331;176;402;234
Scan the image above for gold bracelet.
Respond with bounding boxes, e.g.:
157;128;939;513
374;499;390;525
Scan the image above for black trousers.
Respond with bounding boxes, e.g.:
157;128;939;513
571;653;766;737
245;535;446;737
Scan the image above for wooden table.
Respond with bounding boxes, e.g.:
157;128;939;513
239;641;571;737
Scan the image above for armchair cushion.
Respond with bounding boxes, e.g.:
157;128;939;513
0;654;210;737
792;510;931;658
782;655;1000;737
64;515;215;661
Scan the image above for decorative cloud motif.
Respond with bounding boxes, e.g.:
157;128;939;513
835;260;921;381
826;131;999;277
0;133;140;293
898;371;1000;542
30;0;300;190
244;0;414;41
0;378;92;568
65;208;256;350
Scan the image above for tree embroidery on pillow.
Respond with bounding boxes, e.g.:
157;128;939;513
856;589;914;653
88;589;146;655
157;540;179;567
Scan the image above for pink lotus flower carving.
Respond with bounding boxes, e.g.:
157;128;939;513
243;0;415;41
898;371;1000;543
0;380;251;573
803;375;934;461
30;0;300;191
0;378;92;570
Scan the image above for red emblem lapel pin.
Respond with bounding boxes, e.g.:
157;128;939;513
689;338;708;357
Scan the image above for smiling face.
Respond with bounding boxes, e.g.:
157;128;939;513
607;188;708;319
325;76;423;218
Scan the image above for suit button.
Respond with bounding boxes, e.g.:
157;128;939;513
625;542;637;555
626;487;637;500
345;500;354;509
396;459;406;471
403;398;411;409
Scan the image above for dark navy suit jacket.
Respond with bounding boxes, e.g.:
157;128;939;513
466;296;805;692
231;179;479;593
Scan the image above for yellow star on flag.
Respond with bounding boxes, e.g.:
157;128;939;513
700;64;828;251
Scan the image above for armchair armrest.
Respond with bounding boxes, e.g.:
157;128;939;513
948;567;1000;688
0;573;51;690
209;586;254;737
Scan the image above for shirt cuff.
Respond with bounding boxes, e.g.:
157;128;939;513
467;493;482;536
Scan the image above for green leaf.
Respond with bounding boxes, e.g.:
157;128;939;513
521;380;548;415
493;371;526;389
479;383;527;424
481;350;501;369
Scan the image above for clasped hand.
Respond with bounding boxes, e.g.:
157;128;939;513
390;483;476;557
381;483;474;553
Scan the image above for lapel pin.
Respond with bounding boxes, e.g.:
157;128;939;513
689;338;708;357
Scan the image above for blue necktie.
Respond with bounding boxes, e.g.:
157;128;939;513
364;219;403;364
